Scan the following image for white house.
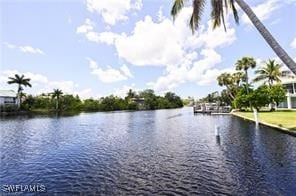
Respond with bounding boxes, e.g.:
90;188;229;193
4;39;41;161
278;79;296;109
0;90;17;106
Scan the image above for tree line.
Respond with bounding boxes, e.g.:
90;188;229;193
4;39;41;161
2;75;183;112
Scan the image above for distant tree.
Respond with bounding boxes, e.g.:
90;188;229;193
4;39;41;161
51;89;63;111
82;98;100;111
126;89;136;99
33;96;52;109
7;74;32;109
164;92;183;108
62;95;82;111
100;96;128;111
220;89;232;106
200;91;219;103
139;89;158;109
22;95;35;110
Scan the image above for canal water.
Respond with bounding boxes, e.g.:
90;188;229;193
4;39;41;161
0;107;295;195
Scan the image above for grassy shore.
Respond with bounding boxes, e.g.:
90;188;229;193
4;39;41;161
235;111;296;131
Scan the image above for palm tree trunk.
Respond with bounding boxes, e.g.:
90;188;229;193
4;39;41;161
235;0;296;74
245;70;249;94
226;86;235;100
56;97;59;111
17;84;21;109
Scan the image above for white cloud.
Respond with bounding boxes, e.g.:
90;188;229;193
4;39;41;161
19;46;44;55
85;0;142;25
242;0;281;25
191;21;236;49
0;70;48;85
147;49;234;93
120;64;133;78
157;6;165;22
113;83;140;98
115;16;184;66
115;8;235;67
87;58;132;83
79;7;236;92
77;18;121;45
76;18;94;34
3;42;44;55
291;38;296;49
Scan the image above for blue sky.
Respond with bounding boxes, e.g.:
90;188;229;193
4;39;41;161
1;0;296;99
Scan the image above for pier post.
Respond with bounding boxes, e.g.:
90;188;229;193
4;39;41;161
215;125;220;137
253;108;259;126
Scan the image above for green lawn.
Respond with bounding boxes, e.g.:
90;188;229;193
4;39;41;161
235;111;296;131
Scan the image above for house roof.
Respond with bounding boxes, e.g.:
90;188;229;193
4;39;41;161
281;78;296;84
0;90;17;97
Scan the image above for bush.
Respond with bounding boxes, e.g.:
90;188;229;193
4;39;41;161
0;105;18;112
269;84;286;106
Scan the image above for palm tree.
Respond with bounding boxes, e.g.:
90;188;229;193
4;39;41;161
217;72;241;100
232;71;245;86
253;59;289;87
235;57;256;92
171;0;296;74
217;73;234;99
51;89;63;111
126;89;136;99
7;74;32;109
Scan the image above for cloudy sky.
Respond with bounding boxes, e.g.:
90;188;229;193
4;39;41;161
1;0;296;99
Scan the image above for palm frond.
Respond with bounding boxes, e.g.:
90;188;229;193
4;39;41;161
253;75;267;83
229;0;239;24
211;0;226;31
189;0;206;33
171;0;185;20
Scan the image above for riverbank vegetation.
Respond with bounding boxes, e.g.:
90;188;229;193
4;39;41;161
208;57;293;111
235;111;296;131
2;76;183;113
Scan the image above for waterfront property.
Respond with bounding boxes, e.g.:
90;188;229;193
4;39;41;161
0;90;17;106
278;79;296;109
234;111;296;131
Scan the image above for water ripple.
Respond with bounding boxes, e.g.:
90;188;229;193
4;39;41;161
0;108;296;195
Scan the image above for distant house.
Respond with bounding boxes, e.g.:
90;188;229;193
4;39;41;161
130;97;145;109
0;90;17;106
278;79;296;109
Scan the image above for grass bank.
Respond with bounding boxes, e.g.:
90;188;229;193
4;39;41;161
234;111;296;132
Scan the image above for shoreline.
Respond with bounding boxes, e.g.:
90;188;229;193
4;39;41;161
232;112;296;137
0;107;185;117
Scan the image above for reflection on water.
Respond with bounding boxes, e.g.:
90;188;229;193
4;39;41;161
0;107;295;195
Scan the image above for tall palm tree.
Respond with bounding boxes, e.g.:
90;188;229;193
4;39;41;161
217;72;237;100
253;59;290;87
235;57;256;92
171;0;296;74
51;89;63;111
7;74;32;109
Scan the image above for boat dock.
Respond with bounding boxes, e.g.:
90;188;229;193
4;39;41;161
193;103;231;114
